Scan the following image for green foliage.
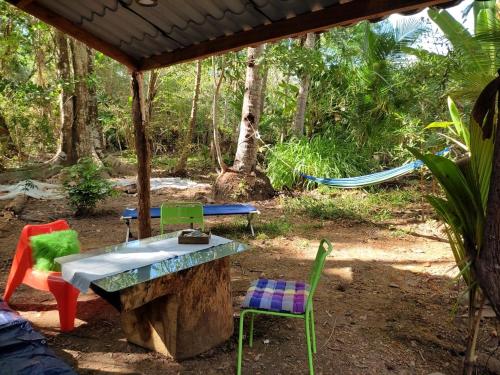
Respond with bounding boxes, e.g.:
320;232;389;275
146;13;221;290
411;73;499;373
30;229;80;271
429;1;500;103
267;128;377;189
62;158;115;215
1;0;494;186
0;3;58;163
410;77;497;286
425;97;470;151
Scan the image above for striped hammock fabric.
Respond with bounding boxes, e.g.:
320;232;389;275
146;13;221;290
301;148;449;188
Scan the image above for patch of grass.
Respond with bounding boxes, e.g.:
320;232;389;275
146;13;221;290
256;218;292;237
151;150;213;173
117;150;138;165
209;217;292;239
283;187;422;223
153;155;177;170
210;219;250;240
187;152;213;171
298;222;325;231
389;228;408;238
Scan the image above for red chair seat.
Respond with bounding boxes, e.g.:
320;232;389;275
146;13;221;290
2;220;80;331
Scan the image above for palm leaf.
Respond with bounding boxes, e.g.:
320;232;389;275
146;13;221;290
448;97;470;150
409;148;482;243
428;8;487;76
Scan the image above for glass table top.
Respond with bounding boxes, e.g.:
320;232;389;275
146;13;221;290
56;231;248;293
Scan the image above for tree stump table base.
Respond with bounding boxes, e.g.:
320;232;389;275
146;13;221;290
94;257;233;360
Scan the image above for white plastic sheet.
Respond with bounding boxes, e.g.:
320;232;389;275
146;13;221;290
0;177;210;201
0;180;64;200
111;177;210;191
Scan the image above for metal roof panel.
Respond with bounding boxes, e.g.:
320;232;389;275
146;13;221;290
10;0;463;69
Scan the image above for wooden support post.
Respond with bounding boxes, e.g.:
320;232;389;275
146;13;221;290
131;71;152;239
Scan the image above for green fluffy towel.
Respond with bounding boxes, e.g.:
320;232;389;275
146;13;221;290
30;229;80;271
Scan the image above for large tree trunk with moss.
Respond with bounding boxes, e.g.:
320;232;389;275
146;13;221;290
54;31;74;164
174;60;202;175
213;46;274;201
53;33;99;165
71;39;99;162
293;32;316;137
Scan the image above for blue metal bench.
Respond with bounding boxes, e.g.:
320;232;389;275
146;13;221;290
121;203;260;241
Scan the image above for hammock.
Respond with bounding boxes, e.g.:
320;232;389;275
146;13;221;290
301;148;449;188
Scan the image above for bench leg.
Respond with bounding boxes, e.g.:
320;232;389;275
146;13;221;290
125;219;136;242
247;214;255;237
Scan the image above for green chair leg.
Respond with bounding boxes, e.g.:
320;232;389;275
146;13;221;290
249;313;255;348
237;311;247;375
305;313;315;375
310;307;317;354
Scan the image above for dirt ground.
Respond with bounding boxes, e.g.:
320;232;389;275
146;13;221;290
1;183;498;375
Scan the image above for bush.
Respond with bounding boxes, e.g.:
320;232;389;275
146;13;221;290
62;158;115;216
266;132;377;190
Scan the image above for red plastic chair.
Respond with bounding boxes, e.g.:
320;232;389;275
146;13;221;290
3;219;80;332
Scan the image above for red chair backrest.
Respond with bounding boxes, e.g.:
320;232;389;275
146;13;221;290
17;219;70;268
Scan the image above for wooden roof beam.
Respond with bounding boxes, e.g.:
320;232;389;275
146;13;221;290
7;0;140;70
140;0;456;71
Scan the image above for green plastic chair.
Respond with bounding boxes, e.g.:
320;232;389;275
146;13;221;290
160;202;204;234
237;239;333;375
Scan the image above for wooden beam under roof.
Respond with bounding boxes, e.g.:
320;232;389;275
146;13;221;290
6;0;140;70
139;0;457;70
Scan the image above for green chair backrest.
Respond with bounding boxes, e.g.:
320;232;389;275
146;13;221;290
306;239;333;312
160;202;204;234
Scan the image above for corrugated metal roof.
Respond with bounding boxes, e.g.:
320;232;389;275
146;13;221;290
35;0;340;59
8;0;462;70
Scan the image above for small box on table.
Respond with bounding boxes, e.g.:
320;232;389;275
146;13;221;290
178;229;211;244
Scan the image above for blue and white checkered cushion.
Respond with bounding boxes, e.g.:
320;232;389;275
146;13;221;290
242;278;310;314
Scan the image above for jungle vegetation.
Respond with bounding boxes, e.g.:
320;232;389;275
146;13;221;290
2;1;495;190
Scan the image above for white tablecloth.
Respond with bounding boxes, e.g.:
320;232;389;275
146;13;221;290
59;235;232;292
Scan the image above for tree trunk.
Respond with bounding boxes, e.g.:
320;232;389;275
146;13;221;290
233;45;265;174
70;39;98;162
145;69;160;125
144;69;160;156
131;71;152;239
87;48;104;157
0;112;16;157
53;34;98;165
54;31;74;164
211;57;227;174
213;45;274;201
475;75;500;317
293;32;316;137
259;66;268;117
174;60;202;175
